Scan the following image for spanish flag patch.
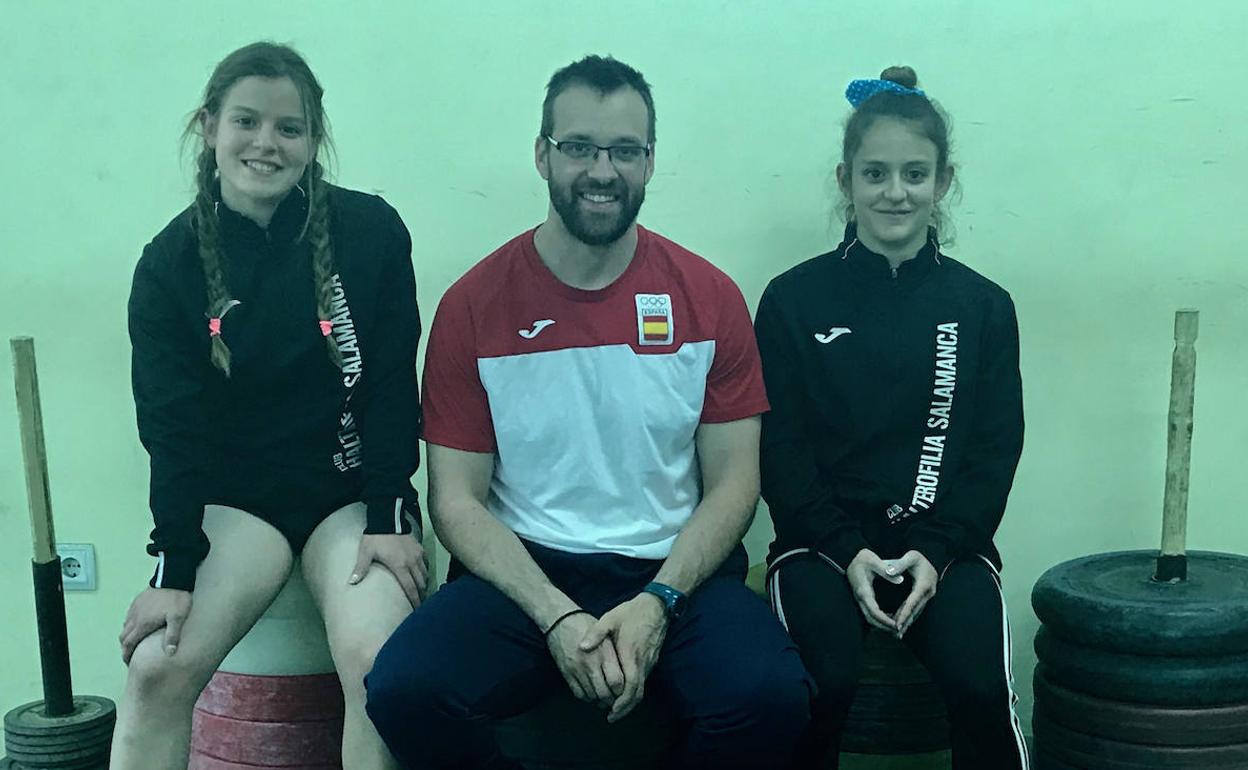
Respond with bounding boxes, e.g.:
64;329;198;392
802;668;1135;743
635;293;674;346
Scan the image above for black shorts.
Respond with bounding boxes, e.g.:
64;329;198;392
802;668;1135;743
206;467;362;553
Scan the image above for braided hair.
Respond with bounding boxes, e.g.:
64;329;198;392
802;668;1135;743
183;42;340;375
306;159;343;368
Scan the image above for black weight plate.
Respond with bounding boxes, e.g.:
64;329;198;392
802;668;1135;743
1035;628;1248;706
1033;751;1086;770
857;659;935;687
8;755;108;770
6;740;110;766
9;759;106;770
3;697;116;738
1034;710;1248;769
6;734;111;757
839;750;951;769
1033;666;1248;746
847;684;947;721
857;660;934;686
841;717;951;754
5;741;112;765
857;629;935;686
518;761;664;770
1032;551;1248;656
5;720;114;749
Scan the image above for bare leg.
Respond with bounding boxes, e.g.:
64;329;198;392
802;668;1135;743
109;506;294;770
301;503;414;770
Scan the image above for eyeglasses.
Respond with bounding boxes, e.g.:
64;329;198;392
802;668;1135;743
543;136;651;167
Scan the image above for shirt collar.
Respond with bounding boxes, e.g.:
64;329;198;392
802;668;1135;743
838;221;942;283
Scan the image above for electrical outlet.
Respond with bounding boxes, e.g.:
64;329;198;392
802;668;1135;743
56;543;96;591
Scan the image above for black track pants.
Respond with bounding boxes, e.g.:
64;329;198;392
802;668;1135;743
768;553;1030;770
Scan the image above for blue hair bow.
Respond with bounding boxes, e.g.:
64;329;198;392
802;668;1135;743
845;79;926;108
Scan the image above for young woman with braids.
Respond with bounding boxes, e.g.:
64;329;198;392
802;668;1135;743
111;42;422;770
756;66;1030;769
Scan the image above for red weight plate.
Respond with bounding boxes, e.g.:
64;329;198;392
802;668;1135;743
194;672;345;721
190;711;342;766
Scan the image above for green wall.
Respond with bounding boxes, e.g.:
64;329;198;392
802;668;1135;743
3;0;1246;737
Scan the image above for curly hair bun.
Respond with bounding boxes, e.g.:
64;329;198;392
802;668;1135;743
880;66;918;89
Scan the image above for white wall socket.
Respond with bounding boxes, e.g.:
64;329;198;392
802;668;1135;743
56;543;96;591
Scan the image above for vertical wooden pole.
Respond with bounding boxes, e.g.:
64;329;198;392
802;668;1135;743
11;336;74;714
12;337;56;563
1154;310;1198;583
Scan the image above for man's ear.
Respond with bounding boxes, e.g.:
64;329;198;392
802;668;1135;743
535;135;551;181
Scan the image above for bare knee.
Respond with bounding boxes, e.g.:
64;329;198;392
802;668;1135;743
331;631;389;696
125;635;217;707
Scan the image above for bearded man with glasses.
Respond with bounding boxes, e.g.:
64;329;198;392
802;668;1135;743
365;54;812;770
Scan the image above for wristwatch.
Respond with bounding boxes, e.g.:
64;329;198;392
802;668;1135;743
641;581;688;621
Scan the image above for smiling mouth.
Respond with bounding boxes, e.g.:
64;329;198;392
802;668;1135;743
580;192;619;204
244;160;282;174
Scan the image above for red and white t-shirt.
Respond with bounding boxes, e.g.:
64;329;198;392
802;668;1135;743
422;226;768;558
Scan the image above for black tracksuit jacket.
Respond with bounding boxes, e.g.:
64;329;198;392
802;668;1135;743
755;224;1023;577
128;185;421;591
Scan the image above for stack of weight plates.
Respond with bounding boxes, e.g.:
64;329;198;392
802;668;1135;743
3;696;114;770
1031;550;1248;770
189;561;343;770
841;627;950;757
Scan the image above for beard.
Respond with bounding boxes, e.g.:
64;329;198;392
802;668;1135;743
548;176;645;247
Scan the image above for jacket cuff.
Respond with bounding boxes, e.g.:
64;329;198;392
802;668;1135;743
820;530;872;573
904;535;954;579
149;550;199;592
364;494;421;539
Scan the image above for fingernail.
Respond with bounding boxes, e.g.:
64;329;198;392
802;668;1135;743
165;645;177;656
349;573;360;584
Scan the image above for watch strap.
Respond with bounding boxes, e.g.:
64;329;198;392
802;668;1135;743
642;581;687;618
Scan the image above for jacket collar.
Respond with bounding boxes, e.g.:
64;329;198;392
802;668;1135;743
837;221;941;285
213;181;310;247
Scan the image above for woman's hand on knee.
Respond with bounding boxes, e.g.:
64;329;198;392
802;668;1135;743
350;534;428;608
119;587;193;664
847;549;902;633
890;550;938;637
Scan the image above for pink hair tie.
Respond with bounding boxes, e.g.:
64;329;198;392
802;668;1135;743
208;317;222;337
319;320;333;337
